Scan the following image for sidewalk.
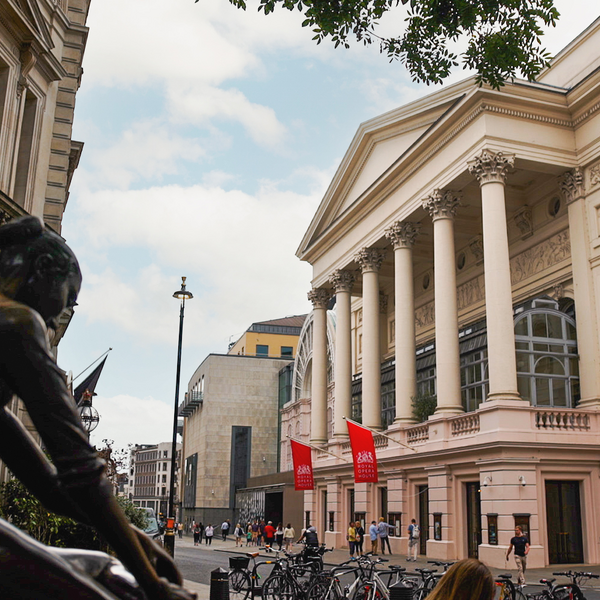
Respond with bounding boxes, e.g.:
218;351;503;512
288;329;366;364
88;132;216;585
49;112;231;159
178;534;600;598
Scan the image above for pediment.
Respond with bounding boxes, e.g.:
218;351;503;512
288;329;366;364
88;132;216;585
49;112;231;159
4;0;54;50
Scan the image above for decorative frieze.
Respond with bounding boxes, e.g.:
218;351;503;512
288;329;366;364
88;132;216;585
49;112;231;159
467;149;515;185
307;287;330;309
590;163;600;187
513;205;533;239
379;293;388;314
355;248;386;273
415;301;434;329
329;269;355;293
457;275;485;311
469;235;484;264
385;221;420;249
559;168;585;204
510;230;571;284
422;189;460;221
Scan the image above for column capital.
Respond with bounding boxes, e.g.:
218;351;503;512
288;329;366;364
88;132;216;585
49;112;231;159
422;189;460;221
307;287;330;309
559;168;585;205
467;149;515;185
385;220;421;249
329;269;356;293
355;248;386;273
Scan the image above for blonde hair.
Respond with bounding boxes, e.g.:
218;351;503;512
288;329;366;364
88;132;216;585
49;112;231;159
426;559;494;600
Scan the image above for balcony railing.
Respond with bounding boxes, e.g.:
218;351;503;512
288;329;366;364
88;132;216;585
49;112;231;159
178;391;203;417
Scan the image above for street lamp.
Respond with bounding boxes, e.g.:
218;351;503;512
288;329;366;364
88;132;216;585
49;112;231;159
164;276;193;557
77;390;100;435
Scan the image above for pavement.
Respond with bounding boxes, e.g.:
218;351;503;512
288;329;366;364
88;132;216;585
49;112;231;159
177;534;600;599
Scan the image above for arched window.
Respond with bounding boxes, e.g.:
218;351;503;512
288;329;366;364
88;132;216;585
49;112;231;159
514;298;579;407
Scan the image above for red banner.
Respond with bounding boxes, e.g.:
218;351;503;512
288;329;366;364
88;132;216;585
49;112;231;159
347;420;378;483
291;440;314;490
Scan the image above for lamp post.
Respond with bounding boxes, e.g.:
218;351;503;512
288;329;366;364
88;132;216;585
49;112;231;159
164;276;193;557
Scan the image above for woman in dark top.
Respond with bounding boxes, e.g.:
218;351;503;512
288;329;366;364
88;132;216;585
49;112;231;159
0;217;192;599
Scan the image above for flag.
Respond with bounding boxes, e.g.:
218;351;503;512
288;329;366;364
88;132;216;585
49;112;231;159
290;440;314;490
74;357;107;406
347;419;378;483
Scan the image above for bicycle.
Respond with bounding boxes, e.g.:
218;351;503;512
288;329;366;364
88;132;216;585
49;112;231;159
530;571;600;600
228;550;284;600
262;559;324;600
410;567;440;600
495;573;526;600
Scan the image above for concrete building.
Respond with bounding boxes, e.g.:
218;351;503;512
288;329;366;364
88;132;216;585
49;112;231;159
179;352;294;530
129;442;181;517
0;0;91;483
228;314;307;358
287;18;600;568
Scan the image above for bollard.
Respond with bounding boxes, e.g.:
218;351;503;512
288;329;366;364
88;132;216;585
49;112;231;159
210;567;230;600
389;579;415;600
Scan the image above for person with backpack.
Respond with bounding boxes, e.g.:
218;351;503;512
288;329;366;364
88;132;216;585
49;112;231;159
407;518;419;561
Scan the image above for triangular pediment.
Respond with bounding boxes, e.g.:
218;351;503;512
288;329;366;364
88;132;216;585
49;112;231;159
5;0;54;50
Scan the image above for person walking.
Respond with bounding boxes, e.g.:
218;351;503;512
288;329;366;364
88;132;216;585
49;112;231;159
377;517;393;555
369;521;379;555
221;519;230;541
506;526;530;585
284;523;295;551
347;521;357;557
264;521;276;548
251;520;259;546
407;518;419;561
234;523;244;547
275;523;284;550
205;524;214;545
193;523;200;546
355;521;365;556
178;522;183;539
246;523;253;547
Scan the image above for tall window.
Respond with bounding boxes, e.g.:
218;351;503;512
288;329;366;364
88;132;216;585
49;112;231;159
461;349;488;412
381;382;395;429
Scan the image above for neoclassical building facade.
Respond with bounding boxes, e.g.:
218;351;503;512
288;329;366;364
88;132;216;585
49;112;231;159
283;19;600;568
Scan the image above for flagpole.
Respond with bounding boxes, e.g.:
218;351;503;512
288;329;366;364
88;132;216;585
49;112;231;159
343;416;418;453
73;348;113;382
287;436;351;463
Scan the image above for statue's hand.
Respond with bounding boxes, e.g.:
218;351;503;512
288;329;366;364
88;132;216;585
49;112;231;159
131;526;183;585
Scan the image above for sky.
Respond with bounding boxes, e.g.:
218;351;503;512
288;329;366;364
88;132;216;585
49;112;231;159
57;0;599;453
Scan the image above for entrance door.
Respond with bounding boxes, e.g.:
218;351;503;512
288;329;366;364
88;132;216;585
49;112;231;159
418;485;429;556
546;481;584;564
466;482;481;559
265;491;283;526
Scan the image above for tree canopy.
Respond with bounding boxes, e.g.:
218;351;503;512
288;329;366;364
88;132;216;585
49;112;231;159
205;0;560;88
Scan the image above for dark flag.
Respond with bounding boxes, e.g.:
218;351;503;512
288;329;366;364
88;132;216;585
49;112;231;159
74;357;107;406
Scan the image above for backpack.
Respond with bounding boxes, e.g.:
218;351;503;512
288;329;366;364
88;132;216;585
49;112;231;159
412;525;420;539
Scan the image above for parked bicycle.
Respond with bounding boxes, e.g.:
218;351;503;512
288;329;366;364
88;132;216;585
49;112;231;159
495;573;526;600
228;550;284;600
262;558;324;600
524;572;600;600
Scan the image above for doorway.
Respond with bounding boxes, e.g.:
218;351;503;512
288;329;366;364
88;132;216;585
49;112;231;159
546;481;583;564
466;482;481;558
418;485;429;555
265;491;283;526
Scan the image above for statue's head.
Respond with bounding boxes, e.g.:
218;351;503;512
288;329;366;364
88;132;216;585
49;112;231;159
0;216;81;328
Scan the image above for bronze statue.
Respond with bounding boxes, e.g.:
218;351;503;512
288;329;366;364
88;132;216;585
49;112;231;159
0;217;195;599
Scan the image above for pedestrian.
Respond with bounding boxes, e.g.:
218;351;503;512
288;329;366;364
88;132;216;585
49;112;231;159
193;523;200;546
297;525;319;547
275;523;284;550
251;520;259;546
347;521;357;557
369;520;378;555
355;521;365;556
506;525;530;585
246;523;252;547
426;558;494;600
407;518;419;561
178;522;183;539
234;523;244;547
284;523;295;551
258;520;266;546
221;519;230;541
205;523;214;545
264;521;276;548
198;522;204;544
377;517;393;555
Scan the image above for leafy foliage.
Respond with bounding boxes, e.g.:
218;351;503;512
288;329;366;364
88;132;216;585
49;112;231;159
208;0;560;88
411;393;437;422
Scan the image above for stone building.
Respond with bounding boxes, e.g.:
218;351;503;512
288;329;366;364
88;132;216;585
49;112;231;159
0;0;91;482
286;18;600;568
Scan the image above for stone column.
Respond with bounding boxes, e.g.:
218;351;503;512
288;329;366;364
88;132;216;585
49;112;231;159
560;168;600;408
468;150;520;402
386;221;420;424
329;269;356;437
355;248;386;429
423;191;463;415
308;287;330;444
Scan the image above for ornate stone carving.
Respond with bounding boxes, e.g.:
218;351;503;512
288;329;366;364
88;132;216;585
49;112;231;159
422;189;460;221
510;230;571;285
385;221;420;249
553;283;564;300
355;248;386;273
513;205;533;239
379;293;388;314
457;276;485;310
415;301;435;329
0;210;11;226
307;287;330;309
467;149;515;185
329;269;355;293
590;164;600;187
559;168;585;204
469;235;484;264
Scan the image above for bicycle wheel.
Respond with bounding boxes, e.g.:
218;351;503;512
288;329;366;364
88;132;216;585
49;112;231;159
355;582;387;600
306;578;342;600
262;573;296;600
229;569;251;600
514;587;527;600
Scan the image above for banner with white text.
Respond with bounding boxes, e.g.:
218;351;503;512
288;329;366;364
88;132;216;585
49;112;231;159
347;419;378;483
290;439;314;490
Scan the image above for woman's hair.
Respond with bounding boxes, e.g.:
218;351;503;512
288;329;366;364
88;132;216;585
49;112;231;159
426;559;494;600
0;216;78;279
